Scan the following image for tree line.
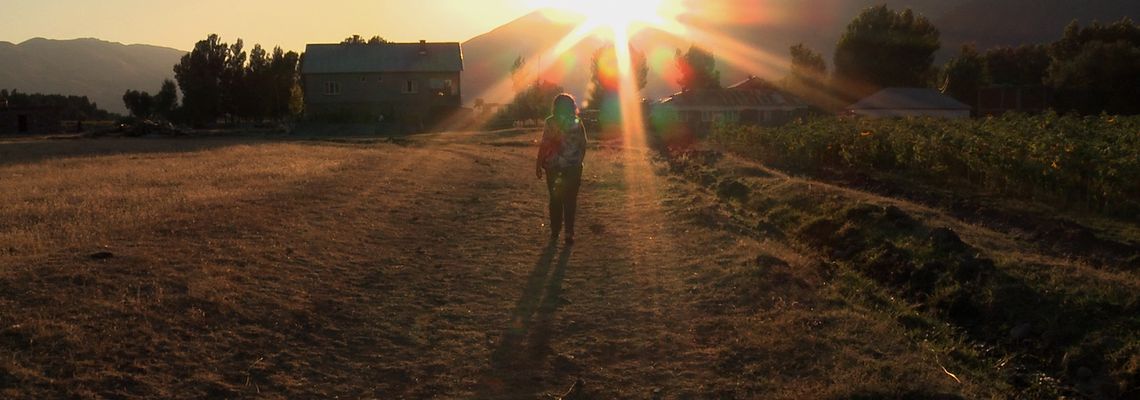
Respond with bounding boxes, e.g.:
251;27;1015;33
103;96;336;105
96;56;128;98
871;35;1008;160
785;5;1140;115
941;18;1140;115
122;80;177;121
341;35;387;45
124;34;303;127
1;89;116;120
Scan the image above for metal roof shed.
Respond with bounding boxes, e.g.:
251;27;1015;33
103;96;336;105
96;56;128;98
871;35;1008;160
847;88;971;119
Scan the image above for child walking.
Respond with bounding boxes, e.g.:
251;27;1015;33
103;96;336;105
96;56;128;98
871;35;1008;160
535;94;587;244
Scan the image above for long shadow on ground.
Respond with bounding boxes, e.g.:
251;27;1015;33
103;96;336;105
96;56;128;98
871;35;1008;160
480;241;574;398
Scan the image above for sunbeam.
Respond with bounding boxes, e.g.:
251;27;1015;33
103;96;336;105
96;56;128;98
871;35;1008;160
441;21;603;130
612;24;649;149
459;0;865;136
651;18;868;109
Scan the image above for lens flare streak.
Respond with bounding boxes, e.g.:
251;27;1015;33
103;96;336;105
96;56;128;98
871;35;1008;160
612;24;648;150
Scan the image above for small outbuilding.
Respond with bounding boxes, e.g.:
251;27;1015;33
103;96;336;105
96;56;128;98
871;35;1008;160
847;88;971;119
657;76;814;131
0;98;62;135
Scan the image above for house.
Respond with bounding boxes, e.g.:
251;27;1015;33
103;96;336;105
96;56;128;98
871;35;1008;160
847;88;971;119
657;76;813;132
301;40;463;128
0;98;62;135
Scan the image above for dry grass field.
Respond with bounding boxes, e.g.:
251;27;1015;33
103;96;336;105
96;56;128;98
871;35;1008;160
0;131;1136;399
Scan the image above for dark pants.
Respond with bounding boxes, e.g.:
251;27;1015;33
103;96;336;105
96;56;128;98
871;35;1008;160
545;165;582;236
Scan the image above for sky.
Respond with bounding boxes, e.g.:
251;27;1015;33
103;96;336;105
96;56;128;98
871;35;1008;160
0;0;540;52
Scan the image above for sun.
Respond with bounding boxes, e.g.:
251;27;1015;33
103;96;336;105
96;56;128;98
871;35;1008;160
532;0;682;34
519;0;686;152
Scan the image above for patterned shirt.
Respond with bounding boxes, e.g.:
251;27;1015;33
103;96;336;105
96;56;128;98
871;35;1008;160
539;116;587;170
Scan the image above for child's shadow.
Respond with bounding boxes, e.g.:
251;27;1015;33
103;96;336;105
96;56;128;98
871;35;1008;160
481;240;574;396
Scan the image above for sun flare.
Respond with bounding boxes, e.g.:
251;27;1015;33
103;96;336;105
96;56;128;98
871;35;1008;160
533;0;682;34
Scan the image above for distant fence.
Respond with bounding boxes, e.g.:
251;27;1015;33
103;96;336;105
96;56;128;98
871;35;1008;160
978;86;1050;116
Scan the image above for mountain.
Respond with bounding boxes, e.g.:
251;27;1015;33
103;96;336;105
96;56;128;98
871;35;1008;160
0;38;185;114
461;1;1140;106
460;11;710;108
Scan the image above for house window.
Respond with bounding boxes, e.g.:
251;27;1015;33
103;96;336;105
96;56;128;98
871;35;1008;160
429;79;455;96
402;80;419;94
323;81;341;96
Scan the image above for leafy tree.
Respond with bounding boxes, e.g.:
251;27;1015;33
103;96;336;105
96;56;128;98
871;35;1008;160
675;45;720;91
516;80;564;120
221;39;248;120
268;47;302;119
984;45;1050;86
510;56;530;94
152;79;179;120
122;89;154;118
941;44;985;111
172;34;303;124
587;44;648;110
1050;18;1140;61
784;43;828;106
788;43;826;80
3;89;116;120
342;35;386;45
174;34;228;125
487;79;564;128
834;5;941;98
245;44;272;118
1045;18;1140;114
288;81;304;117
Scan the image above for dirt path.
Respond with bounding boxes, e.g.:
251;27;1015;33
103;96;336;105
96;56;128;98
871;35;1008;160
1;131;979;399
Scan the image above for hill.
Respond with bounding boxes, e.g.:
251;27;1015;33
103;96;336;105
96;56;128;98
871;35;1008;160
0;38;185;115
460;1;1140;106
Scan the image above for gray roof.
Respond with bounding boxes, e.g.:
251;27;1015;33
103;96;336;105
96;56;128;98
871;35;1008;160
848;88;970;110
301;42;463;74
659;77;808;108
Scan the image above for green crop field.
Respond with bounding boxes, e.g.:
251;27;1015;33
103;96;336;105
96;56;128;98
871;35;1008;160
710;113;1140;218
